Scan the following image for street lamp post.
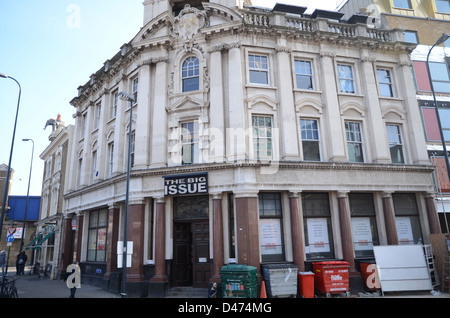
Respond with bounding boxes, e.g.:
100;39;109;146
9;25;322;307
0;73;21;241
118;91;135;298
426;34;450;182
19;139;34;252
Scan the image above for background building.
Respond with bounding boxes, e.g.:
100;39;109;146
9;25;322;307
62;0;441;297
3;195;40;268
339;0;450;234
36;121;74;279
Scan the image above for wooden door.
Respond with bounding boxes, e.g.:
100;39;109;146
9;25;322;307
192;221;210;288
173;222;192;286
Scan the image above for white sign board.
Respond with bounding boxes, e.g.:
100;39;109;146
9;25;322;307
373;245;432;294
117;241;133;268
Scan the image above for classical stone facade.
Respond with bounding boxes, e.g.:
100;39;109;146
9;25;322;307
339;0;450;234
63;0;440;297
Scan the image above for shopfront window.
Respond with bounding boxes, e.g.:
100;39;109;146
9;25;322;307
259;192;284;262
349;193;379;258
87;209;108;262
393;193;423;245
302;193;334;260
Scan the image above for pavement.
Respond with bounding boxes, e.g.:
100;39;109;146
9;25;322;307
3;268;450;299
3;268;120;299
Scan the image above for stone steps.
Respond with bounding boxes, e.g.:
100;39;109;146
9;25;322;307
166;286;209;298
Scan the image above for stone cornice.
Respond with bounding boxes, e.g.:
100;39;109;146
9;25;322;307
64;161;434;200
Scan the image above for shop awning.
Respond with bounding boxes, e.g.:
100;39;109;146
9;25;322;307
24;233;43;250
33;231;55;250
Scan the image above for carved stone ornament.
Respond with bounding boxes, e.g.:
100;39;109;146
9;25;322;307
173;4;208;41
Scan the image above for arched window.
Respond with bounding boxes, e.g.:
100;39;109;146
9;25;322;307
182;57;199;92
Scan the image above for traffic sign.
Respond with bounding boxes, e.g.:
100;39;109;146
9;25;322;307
7;234;14;243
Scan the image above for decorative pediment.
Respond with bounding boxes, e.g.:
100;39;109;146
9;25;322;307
340;101;366;117
166;95;209;113
246;94;278;110
202;2;243;26
132;12;173;45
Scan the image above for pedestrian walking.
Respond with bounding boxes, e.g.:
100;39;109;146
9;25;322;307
16;251;27;275
0;250;6;277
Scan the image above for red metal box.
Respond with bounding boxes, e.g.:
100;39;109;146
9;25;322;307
313;261;349;297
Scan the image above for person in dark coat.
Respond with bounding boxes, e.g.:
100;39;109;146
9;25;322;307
16;251;27;275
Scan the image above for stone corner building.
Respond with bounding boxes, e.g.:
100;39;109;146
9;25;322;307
62;0;441;297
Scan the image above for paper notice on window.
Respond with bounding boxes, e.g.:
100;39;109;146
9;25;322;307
395;216;414;244
351;217;373;251
259;219;282;255
307;218;330;253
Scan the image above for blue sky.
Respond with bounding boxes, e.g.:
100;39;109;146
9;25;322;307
0;0;339;196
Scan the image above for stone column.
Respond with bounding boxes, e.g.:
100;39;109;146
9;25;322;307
359;51;391;163
127;202;146;282
319;50;346;162
60;216;74;274
134;62;151;169
209;48;225;163
289;192;305;271
151;198;167;283
150;57;168;168
425;193;442;235
73;212;84;263
227;43;246;161
234;194;260;274
210;194;224;283
382;192;399;245
276;44;299;160
105;204;120;278
337;192;355;271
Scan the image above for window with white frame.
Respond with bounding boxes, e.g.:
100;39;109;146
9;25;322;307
436;0;450;13
108;142;114;177
252;115;273;160
302;192;335;260
337;64;355;93
345;121;364;162
349;193;379;258
94;102;101;130
295;60;313;90
181;121;199;165
132;77;139;105
77;158;83;187
377;68;394;97
386;124;405;164
393;193;422;245
111;91;118;120
393;0;412;9
300;118;320;161
79;112;87;140
129;131;135;167
91;150;97;182
259;192;285;262
429;62;450;93
182;57;200;92
249;54;269;85
87;209;108;262
403;30;418;44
